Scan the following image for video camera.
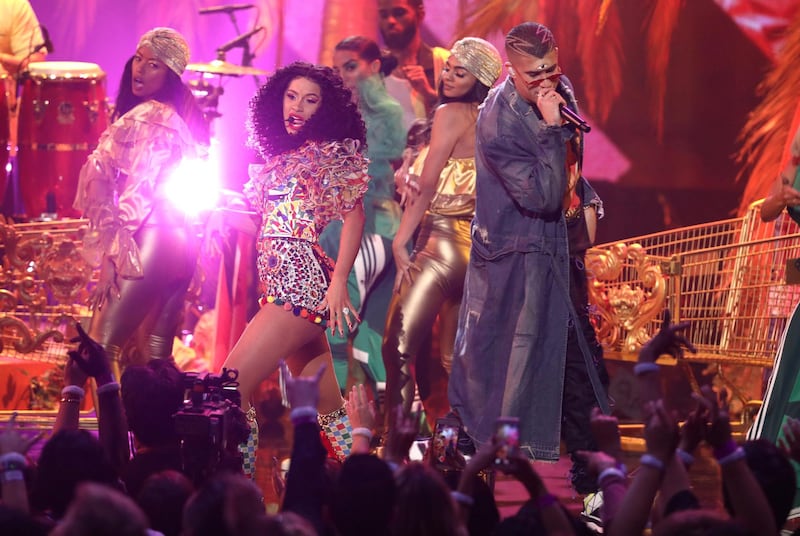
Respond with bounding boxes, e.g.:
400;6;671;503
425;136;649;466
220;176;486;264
173;368;244;485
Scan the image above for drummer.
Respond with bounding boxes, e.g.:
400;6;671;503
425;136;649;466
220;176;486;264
1;0;47;212
0;0;47;75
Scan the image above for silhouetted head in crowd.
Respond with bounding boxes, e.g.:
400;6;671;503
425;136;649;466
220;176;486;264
50;482;149;536
652;508;754;536
121;358;184;448
330;454;396;536
392;461;463;536
493;498;594;536
135;469;194;536
260;511;318;536
182;473;265;536
442;470;500;536
30;429;120;519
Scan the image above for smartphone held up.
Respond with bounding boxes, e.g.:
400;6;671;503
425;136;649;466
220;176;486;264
494;416;520;465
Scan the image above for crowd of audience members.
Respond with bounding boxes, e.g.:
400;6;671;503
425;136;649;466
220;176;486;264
0;313;798;535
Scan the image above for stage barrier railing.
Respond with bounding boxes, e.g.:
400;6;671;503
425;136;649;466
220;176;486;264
587;199;800;419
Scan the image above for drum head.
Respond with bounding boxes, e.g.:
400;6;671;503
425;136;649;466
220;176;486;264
27;61;105;80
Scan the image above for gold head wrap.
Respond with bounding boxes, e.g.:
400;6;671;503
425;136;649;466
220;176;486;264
449;37;502;88
137;27;190;76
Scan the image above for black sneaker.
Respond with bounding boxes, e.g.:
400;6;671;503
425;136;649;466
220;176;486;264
569;457;597;495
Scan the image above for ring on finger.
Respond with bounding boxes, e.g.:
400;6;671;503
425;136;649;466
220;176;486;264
342;306;351;316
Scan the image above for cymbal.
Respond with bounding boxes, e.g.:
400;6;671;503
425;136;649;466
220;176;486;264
185;60;268;77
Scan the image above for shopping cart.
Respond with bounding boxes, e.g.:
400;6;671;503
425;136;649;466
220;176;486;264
587;200;800;417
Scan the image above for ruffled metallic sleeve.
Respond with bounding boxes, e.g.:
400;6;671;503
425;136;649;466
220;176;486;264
74;101;200;282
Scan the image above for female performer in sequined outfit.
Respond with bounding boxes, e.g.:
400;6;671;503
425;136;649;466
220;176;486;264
382;38;502;432
74;28;209;368
222;62;369;465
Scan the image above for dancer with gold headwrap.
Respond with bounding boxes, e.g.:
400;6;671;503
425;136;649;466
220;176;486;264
74;27;209;369
448;22;609;494
382;37;502;434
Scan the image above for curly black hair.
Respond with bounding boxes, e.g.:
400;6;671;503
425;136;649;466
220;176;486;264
248;61;367;158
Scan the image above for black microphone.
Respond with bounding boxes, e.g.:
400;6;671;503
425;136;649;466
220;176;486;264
33;25;54;54
217;27;264;55
559;104;591;133
199;3;254;15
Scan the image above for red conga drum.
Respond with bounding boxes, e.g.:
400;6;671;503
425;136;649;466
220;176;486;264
17;62;108;219
0;74;10;202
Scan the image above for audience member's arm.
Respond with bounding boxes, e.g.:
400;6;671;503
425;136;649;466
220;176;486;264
635;310;696;407
382;406;418;469
580;449;626;527
68;323;129;471
578;408;627;527
344;384;376;456
652;395;708;522
454;437;501;521
704;386;777;536
0;412;41;513
53;350;89;434
278;361;328;534
500;449;575;536
607;399;679;536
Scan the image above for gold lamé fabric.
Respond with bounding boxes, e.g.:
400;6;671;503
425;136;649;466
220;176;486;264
73;99;205;362
74;100;203;286
410;146;477;218
88;219;202;362
383;144;476;416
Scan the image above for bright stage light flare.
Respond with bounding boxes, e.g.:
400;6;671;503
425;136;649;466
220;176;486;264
164;156;221;215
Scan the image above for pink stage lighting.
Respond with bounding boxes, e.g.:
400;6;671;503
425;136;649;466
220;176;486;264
164;151;221;215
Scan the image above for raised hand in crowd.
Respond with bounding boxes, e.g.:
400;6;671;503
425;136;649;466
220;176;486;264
577;408;628;528
589;406;623;461
700;385;777;535
344;384;376;455
678;392;712;458
0;412;42;513
278;360;328;534
499;447;576;536
61;322;128;470
68;323;115;385
638;310;696;364
608;399;679;536
636;311;696;406
280;360;324;412
383;405;419;467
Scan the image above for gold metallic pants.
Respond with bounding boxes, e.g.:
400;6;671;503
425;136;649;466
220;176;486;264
382;214;471;420
88;214;200;368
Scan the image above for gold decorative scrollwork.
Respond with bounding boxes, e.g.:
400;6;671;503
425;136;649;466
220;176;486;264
587;242;667;357
0;315;64;354
0;218;94;359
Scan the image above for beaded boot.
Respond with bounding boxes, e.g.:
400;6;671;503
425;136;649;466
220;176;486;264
318;405;353;461
239;406;259;479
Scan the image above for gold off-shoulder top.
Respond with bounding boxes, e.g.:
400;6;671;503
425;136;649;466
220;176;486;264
410;146;476;218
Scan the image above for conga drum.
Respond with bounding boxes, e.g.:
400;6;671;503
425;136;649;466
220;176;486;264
17;62;108;219
0;75;10;202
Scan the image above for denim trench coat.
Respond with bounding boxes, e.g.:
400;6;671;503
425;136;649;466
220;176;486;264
449;76;587;461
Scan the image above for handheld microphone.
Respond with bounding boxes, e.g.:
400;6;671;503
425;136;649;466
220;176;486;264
217;27;264;55
559;104;591;133
199;3;254;15
33;25;54;54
